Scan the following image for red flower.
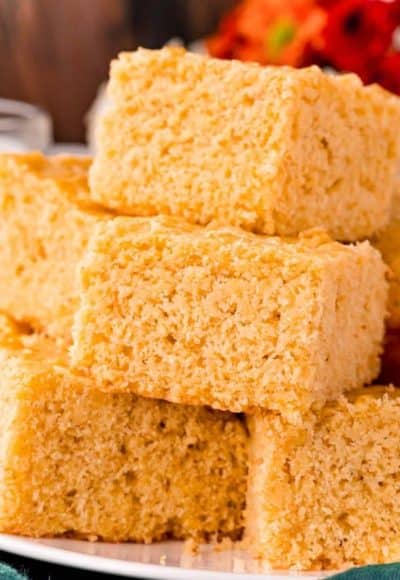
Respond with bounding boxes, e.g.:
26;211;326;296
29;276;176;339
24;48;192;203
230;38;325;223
320;0;399;83
206;7;243;60
207;0;400;96
375;52;400;94
207;0;326;66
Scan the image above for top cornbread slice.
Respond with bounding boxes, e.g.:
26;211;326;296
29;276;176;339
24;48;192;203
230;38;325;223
89;47;400;241
71;216;387;420
0;152;109;342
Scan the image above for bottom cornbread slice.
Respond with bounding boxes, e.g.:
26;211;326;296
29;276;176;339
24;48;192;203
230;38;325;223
246;387;400;570
0;321;247;542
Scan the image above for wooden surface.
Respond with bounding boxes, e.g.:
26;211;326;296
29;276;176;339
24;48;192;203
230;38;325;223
0;0;236;142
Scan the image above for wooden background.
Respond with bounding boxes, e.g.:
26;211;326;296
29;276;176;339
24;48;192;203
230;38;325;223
0;0;236;142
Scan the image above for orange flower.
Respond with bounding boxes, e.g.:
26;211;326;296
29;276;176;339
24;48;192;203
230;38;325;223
207;0;400;96
207;0;326;66
207;7;242;60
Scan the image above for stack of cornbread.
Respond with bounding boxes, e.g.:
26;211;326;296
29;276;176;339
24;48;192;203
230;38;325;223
0;47;400;571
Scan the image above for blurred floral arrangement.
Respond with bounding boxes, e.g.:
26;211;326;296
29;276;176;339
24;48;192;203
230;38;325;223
207;0;400;94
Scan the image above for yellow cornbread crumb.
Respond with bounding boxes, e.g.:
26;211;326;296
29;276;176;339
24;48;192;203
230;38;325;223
0;152;110;342
90;47;400;241
71;216;387;419
246;386;400;570
0;315;247;542
0;312;23;344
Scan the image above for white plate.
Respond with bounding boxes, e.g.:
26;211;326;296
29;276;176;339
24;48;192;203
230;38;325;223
0;535;333;579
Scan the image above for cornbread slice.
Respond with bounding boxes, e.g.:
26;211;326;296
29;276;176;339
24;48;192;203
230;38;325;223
71;216;387;419
246;387;400;570
374;186;400;329
0;152;109;342
89;47;400;241
0;318;247;541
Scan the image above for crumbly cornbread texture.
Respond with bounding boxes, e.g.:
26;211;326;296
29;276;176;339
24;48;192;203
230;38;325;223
71;216;387;419
0;152;109;342
374;187;400;329
89;47;400;241
246;387;400;570
0;317;247;542
0;312;23;344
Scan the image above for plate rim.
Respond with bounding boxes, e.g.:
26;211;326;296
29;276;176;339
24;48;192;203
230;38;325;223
0;535;326;579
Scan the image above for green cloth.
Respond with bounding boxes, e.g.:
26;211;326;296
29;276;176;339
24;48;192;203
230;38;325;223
0;563;26;580
330;563;400;579
1;560;400;580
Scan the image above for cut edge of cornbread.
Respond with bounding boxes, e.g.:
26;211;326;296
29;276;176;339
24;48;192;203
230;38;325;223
373;182;400;329
246;386;400;570
0;313;248;542
71;216;387;419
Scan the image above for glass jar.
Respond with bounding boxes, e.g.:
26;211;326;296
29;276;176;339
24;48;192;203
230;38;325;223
0;98;52;152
